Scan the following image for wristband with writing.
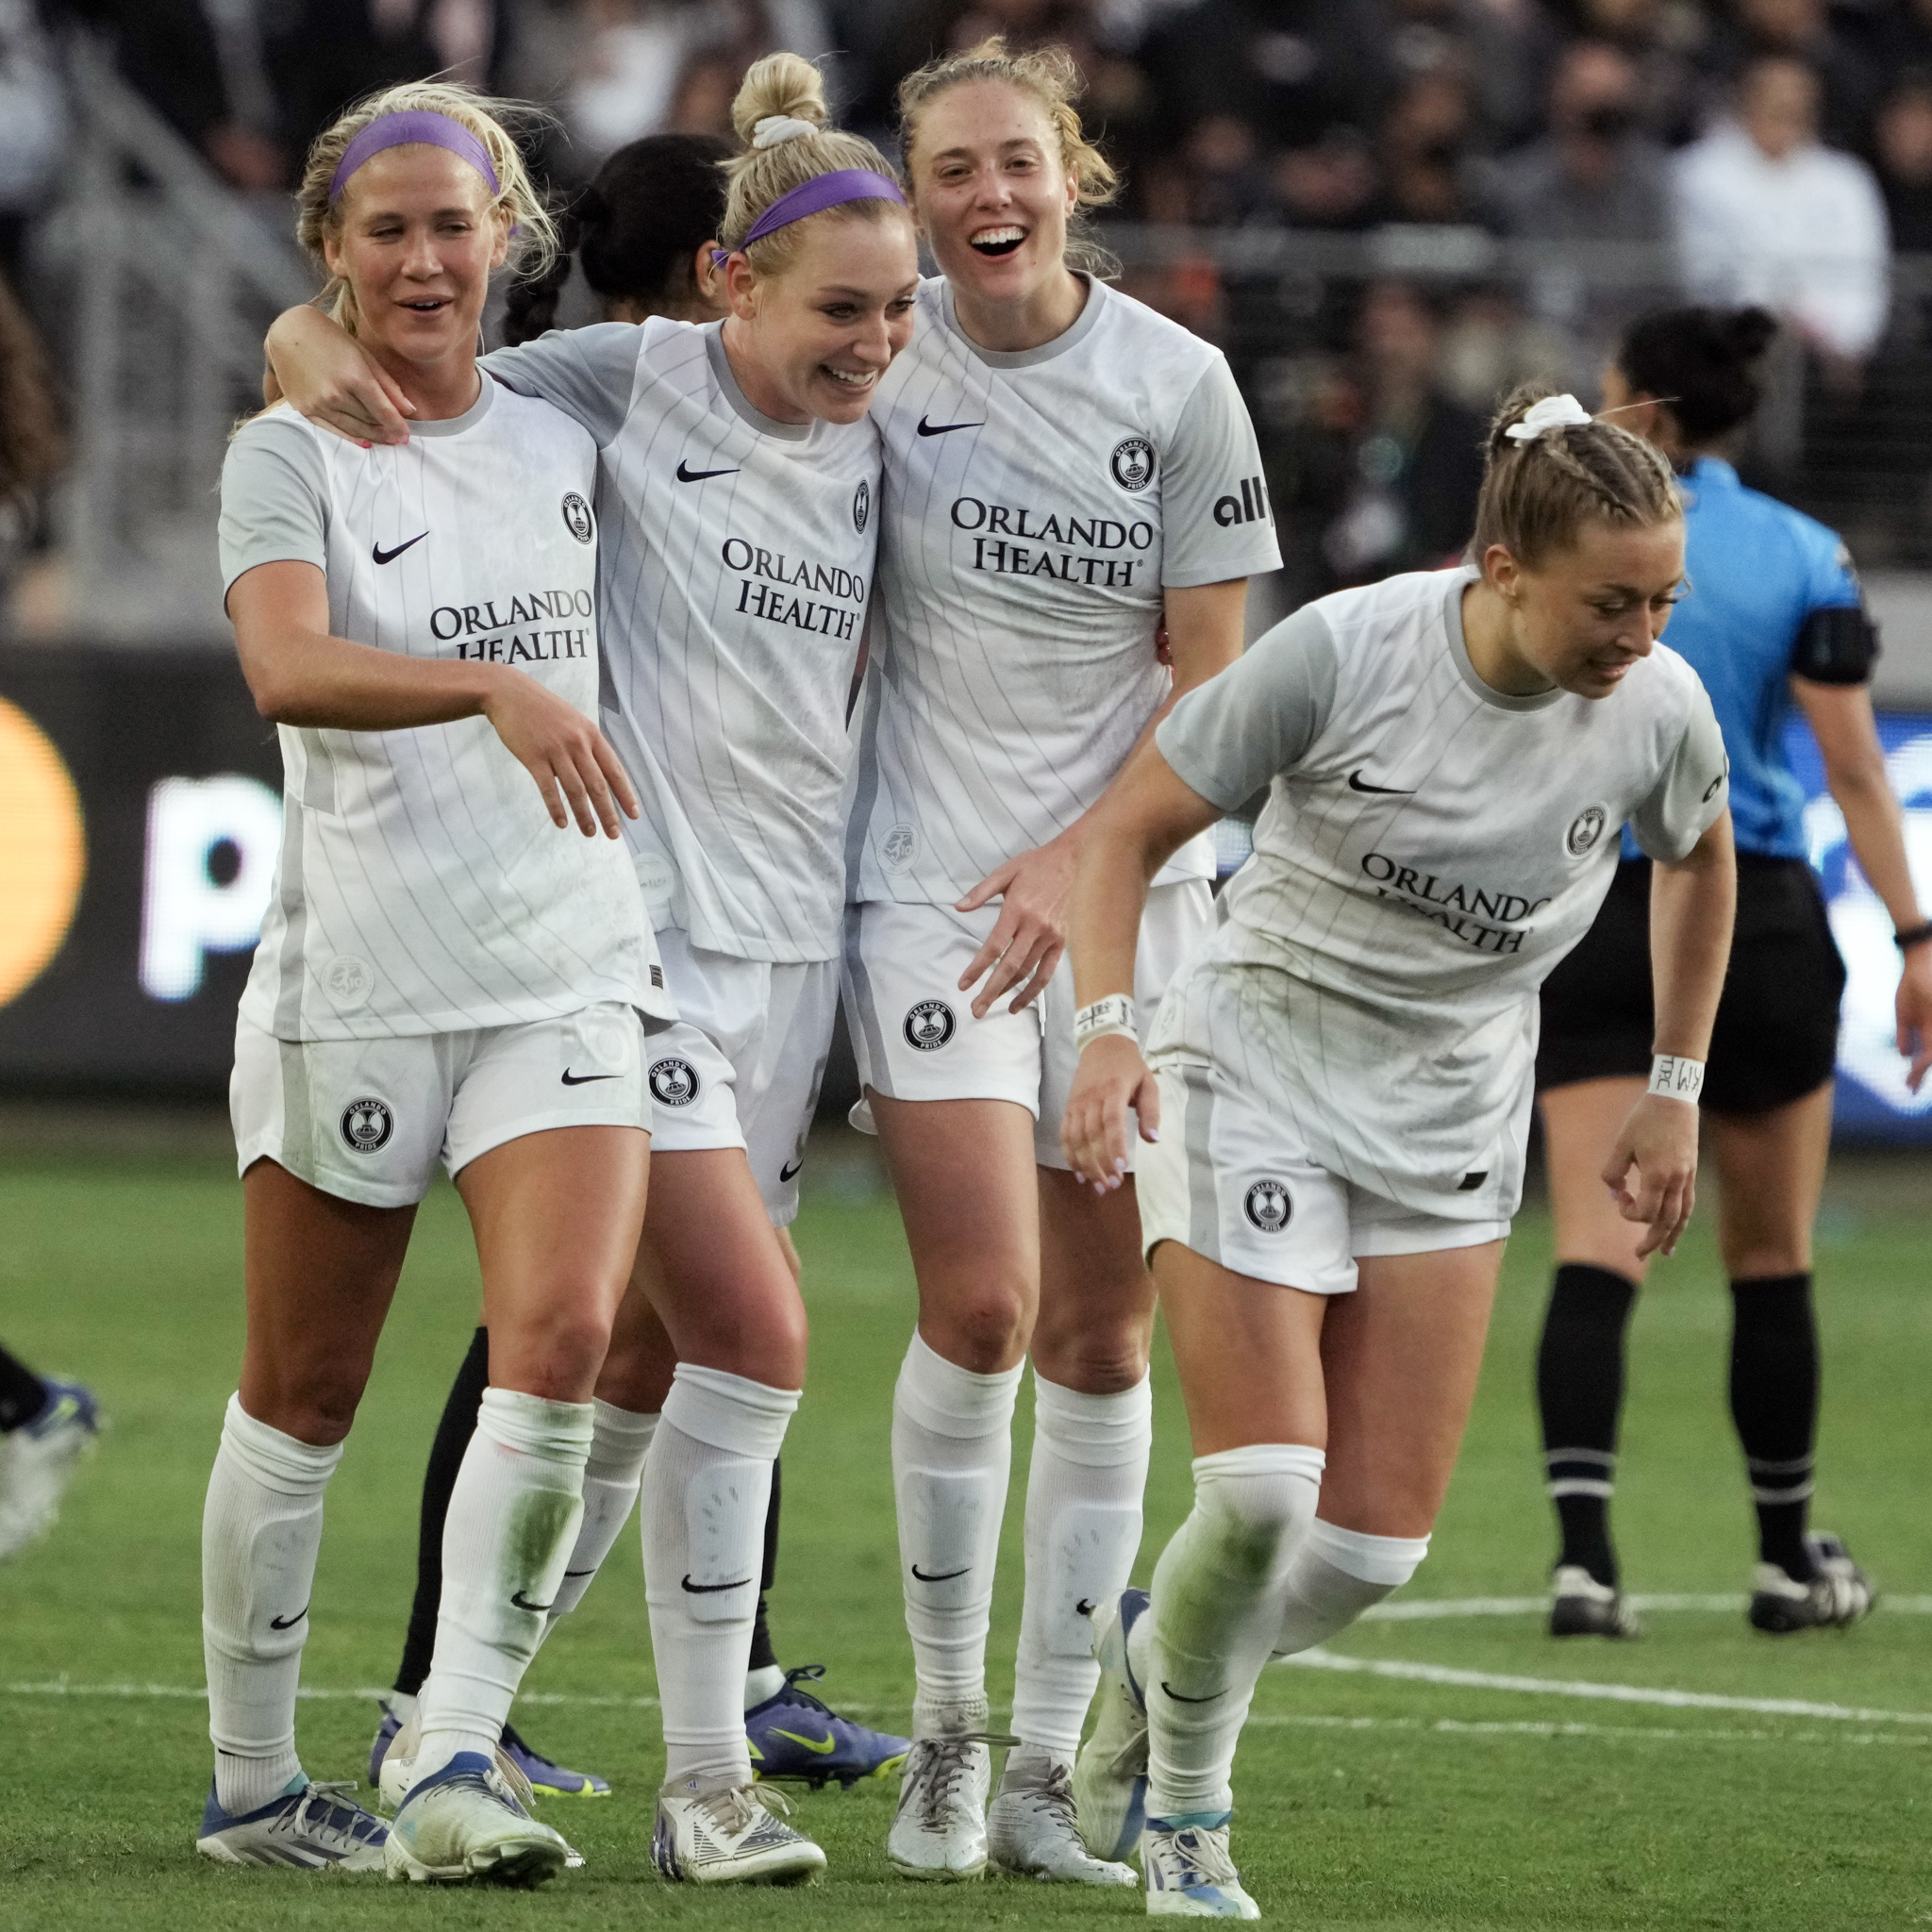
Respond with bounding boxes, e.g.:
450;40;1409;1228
1074;994;1138;1054
1648;1053;1705;1104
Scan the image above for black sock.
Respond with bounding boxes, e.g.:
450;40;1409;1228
747;1456;782;1677
1729;1274;1818;1581
394;1325;491;1696
1537;1263;1638;1588
0;1343;48;1433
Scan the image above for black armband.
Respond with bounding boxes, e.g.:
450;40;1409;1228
1790;605;1879;686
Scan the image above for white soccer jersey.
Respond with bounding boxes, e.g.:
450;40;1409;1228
1151;567;1729;1219
484;320;881;964
850;276;1282;904
217;386;666;1042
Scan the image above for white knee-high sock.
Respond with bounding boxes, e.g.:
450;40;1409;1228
1145;1443;1324;1820
203;1395;341;1813
414;1389;592;1780
641;1363;796;1790
1271;1520;1430;1657
545;1400;657;1624
1011;1370;1153;1757
892;1330;1024;1737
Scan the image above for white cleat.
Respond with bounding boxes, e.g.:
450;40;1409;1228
375;1712;535;1819
889;1734;991;1879
1143;1813;1261;1918
194;1777;388;1870
989;1744;1137;1885
1074;1587;1152;1864
651;1775;826;1884
383;1750;575;1885
0;1379;102;1561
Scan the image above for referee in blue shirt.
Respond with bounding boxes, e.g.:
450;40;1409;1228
1533;306;1932;1639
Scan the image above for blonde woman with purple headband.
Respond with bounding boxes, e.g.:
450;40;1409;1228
261;57;921;1886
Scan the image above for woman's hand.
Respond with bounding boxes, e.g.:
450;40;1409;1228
1897;944;1932;1091
1061;1034;1160;1192
267;305;416;447
956;834;1080;1018
482;673;641;838
1601;1093;1699;1257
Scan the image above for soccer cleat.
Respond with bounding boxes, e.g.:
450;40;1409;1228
194;1776;389;1870
501;1722;610;1798
1749;1532;1875;1634
888;1734;992;1879
988;1743;1137;1885
0;1378;103;1561
383;1750;576;1885
374;1709;536;1817
1548;1564;1641;1639
1142;1813;1261;1918
746;1664;909;1790
1074;1587;1152;1864
651;1774;826;1884
368;1694;408;1792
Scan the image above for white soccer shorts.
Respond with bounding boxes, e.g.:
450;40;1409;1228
641;927;839;1226
231;1002;651;1209
842;879;1212;1172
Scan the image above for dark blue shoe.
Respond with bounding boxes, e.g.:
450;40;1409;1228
368;1702;405;1792
745;1665;910;1790
500;1722;610;1798
0;1377;103;1560
194;1776;389;1869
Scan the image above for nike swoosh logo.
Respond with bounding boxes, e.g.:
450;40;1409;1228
269;1605;308;1629
917;415;984;437
564;1569;596;1578
770;1727;838;1755
1347;771;1412;795
1160;1680;1221;1705
779;1158;804;1183
511;1590;555;1612
676;460;739;482
560;1069;620;1085
682;1574;754;1593
910;1564;968;1583
372;532;426;565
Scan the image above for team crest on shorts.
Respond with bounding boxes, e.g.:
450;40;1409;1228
1565;805;1608;858
341;1097;393;1155
1110;437;1156;492
904;1000;956;1052
880;824;917;870
649;1058;700;1107
853;478;871;534
1243;1179;1291;1232
561;491;595;544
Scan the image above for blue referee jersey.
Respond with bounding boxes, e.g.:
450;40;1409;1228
1622;456;1860;861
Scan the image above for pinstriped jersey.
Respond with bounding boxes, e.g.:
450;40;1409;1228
217;385;665;1043
484;319;880;964
850;276;1281;905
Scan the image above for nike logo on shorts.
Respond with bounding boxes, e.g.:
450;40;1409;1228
372;532;427;565
561;1069;621;1085
910;1563;969;1583
676;460;740;481
1347;770;1412;795
917;415;984;437
682;1574;753;1593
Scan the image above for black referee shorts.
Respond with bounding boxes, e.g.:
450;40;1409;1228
1537;854;1846;1115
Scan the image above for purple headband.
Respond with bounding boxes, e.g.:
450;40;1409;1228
328;110;501;207
711;168;907;267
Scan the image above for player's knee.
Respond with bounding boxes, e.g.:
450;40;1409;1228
496;1300;617;1399
1194;1446;1325;1580
930;1286;1030;1373
1031;1313;1151;1392
260;1374;364;1447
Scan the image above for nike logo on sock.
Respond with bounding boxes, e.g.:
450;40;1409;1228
564;1569;596;1578
910;1564;968;1583
917;415;984;437
510;1590;555;1612
560;1069;620;1085
269;1605;308;1629
1160;1680;1221;1705
372;533;427;565
681;1574;753;1593
676;460;739;481
1347;770;1411;795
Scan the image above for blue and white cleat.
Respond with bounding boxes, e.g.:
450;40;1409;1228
1142;1813;1261;1919
383;1751;576;1886
368;1695;408;1792
0;1378;103;1561
746;1665;909;1790
652;1774;826;1884
1073;1588;1151;1864
194;1776;388;1870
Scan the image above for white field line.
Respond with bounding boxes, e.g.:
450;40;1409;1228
0;1680;659;1709
1363;1592;1932;1620
1249;1711;1932;1748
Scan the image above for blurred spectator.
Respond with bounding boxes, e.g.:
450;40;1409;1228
1874;70;1932;256
1550;0;1704;145
1383;0;1554;152
0;267;61;609
0;0;63;277
1274;124;1379;230
1372;67;1496;227
1673;55;1890;366
1699;0;1882;155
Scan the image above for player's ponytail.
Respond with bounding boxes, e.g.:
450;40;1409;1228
1473;385;1680;567
1615;305;1779;447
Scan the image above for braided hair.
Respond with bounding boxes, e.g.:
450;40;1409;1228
1473;384;1680;568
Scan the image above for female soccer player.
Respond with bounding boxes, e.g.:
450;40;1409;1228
1061;390;1736;1918
202;82;669;1884
375;126;907;1806
1532;308;1932;1639
264;55;919;1884
840;40;1280;1886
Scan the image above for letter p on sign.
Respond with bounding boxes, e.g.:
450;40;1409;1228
140;774;281;1000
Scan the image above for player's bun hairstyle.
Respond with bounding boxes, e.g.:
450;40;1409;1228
718;53;907;277
1473;384;1681;567
1615;305;1779;446
896;36;1121;278
293;80;558;337
504;133;733;345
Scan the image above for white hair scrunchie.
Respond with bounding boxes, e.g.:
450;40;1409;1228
1504;393;1594;443
752;115;820;149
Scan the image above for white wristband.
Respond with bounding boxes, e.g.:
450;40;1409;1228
1074;994;1138;1053
1648;1054;1705;1104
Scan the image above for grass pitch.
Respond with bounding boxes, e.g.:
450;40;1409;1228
3;1119;1930;1928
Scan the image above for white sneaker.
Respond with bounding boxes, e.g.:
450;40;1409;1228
195;1777;388;1870
1074;1588;1151;1864
383;1750;575;1885
989;1744;1137;1885
0;1379;101;1561
1143;1813;1260;1919
888;1734;991;1879
651;1775;826;1884
376;1712;535;1819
